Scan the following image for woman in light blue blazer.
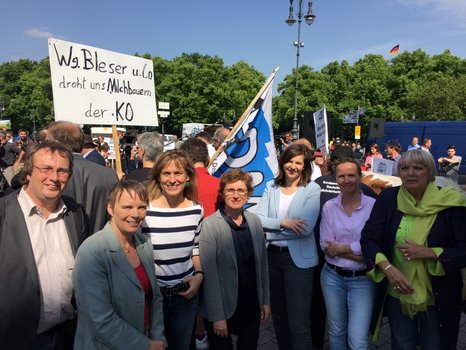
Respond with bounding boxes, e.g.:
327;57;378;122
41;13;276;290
256;144;320;350
73;181;166;350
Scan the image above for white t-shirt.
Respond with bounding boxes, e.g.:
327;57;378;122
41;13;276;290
272;191;296;248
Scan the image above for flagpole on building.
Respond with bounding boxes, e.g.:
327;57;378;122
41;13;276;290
208;67;280;168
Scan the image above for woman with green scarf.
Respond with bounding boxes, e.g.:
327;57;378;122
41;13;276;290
360;149;466;350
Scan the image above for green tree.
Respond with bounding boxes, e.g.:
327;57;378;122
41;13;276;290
273;65;331;132
0;59;53;132
407;75;466;120
154;53;264;133
1;48;465;137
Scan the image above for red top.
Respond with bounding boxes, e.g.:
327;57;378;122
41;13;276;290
133;262;151;327
195;167;220;217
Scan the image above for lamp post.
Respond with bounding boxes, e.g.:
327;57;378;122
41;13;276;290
0;100;4;120
286;0;316;140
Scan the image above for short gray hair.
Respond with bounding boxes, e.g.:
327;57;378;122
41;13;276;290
137;132;163;162
397;149;436;181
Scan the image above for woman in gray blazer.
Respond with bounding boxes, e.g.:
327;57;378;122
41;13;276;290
73;181;166;350
200;169;270;350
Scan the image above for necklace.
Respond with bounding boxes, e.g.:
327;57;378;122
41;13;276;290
119;239;133;254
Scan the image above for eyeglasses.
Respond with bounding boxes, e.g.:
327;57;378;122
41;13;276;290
224;188;248;196
33;166;71;178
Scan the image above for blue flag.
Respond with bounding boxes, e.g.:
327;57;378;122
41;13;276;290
208;79;278;209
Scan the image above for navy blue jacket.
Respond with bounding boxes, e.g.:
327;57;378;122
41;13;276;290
360;186;466;350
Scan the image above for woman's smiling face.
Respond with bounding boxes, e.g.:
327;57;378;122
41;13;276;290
283;154;305;183
159;160;189;200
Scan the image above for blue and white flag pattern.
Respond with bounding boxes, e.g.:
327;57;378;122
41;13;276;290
208;80;278;209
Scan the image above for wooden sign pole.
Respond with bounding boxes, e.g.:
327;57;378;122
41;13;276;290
112;125;124;179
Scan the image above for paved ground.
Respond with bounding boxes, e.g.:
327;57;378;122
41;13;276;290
250;312;466;349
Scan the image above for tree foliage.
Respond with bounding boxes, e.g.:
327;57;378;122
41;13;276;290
274;49;466;141
152;53;264;133
0;49;464;138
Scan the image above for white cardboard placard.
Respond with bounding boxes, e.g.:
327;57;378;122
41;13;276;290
48;38;158;126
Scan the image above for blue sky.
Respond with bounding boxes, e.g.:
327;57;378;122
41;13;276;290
2;0;466;90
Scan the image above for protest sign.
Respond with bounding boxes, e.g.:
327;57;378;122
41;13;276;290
372;157;394;176
48;38;157;126
0;120;12;129
313;106;329;156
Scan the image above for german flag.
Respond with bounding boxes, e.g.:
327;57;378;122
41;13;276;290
389;44;400;55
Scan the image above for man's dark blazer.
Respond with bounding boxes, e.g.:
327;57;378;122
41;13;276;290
83;149;106;167
0;191;88;350
63;154;118;234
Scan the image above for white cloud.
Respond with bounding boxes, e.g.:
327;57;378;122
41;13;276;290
25;27;54;39
397;0;466;25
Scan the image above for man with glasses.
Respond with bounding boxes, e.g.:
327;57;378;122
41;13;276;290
0;142;88;350
46;121;118;234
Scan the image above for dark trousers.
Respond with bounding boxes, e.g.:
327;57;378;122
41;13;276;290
204;308;261;350
32;319;76;350
386;295;441;350
163;294;199;350
268;249;314;350
310;237;327;349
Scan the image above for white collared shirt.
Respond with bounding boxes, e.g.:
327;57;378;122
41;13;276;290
17;188;75;333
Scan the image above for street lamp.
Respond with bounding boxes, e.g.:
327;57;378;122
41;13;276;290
0;101;4;120
286;0;316;140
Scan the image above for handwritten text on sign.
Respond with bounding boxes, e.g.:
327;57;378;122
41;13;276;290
48;38;158;126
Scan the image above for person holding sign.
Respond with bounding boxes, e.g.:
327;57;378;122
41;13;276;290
73;181;166;350
361;150;466;349
384;140;402;176
142;150;204;350
364;144;383;171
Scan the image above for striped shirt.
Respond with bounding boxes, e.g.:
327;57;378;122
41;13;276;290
142;202;203;287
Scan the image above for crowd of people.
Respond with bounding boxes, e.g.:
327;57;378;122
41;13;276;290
330;135;462;184
0;123;465;350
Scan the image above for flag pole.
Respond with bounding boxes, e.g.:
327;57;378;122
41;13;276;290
208;66;279;168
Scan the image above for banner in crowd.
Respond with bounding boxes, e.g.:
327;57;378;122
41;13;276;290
208;69;279;208
372;157;394;176
313;106;329;155
0;120;12;130
48;38;157;126
182;123;206;140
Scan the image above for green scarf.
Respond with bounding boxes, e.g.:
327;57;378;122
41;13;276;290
396;182;466;317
